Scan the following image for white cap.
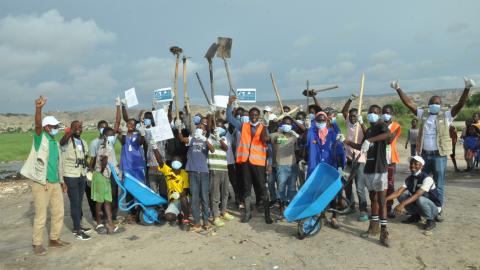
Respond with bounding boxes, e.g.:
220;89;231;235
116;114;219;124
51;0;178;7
409;155;425;166
42;116;60;127
264;106;272;112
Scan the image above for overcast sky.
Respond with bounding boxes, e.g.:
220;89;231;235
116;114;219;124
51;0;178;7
1;0;479;113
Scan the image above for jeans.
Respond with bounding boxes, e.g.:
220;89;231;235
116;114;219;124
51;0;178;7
267;167;277;201
346;161;367;212
189;171;210;225
64;176;86;232
398;192;439;220
422;152;447;206
410;144;416;157
276;165;297;202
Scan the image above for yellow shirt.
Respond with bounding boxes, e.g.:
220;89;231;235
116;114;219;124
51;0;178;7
157;163;189;199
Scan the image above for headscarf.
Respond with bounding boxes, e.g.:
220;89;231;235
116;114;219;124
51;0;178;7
315;111;329;145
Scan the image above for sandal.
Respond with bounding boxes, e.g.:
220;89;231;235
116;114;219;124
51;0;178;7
190;225;203;233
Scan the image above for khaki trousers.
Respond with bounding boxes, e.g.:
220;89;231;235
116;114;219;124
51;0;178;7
32;182;64;245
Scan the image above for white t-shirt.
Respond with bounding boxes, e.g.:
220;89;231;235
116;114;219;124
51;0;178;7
402;175;436;192
417;108;453;151
345;116;366;163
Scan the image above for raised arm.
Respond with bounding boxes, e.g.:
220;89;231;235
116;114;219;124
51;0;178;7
34;96;47;136
341;94;358;119
121;104;129;122
451;78;475;117
226;96;242;131
391;81;417;115
114;98;121;133
152;147;165;167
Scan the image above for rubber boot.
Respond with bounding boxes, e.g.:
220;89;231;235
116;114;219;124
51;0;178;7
264;199;273;224
380;227;390;247
241;197;252;223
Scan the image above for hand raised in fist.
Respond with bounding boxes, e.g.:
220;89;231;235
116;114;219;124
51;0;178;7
35;96;47;108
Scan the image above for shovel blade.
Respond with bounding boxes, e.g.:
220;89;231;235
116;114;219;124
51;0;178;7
205;43;219;59
216;37;232;58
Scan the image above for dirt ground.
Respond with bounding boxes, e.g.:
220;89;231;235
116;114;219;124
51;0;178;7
1;153;480;269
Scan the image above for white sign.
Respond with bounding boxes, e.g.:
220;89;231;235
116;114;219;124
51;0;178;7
151;109;174;141
125;87;139;108
153;87;173;102
237;88;256;103
214;95;229;108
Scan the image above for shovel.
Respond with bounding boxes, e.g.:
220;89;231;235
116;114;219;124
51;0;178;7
216;37;237;96
205;43;219;128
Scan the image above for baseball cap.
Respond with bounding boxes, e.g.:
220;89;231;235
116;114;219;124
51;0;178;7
264;106;272;112
409;155;425;166
42;116;60;127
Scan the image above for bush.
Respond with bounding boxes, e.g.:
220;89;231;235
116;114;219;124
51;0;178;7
391;100;410;115
455;107;478;122
466;92;480;108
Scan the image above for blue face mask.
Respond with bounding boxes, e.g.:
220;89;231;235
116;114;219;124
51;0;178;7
215;127;226;136
99;127;104;135
171;160;182;170
309;113;315;120
281;124;292;133
49;129;59;136
135;123;141;130
428;104;441;115
107;135;116;145
367;113;379;123
241;116;250;123
144;119;152;126
316;122;327;129
382;114;391;122
331;117;337;123
193;115;202;125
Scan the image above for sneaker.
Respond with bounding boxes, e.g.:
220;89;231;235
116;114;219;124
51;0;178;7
380;229;390;247
402;215;421;224
74;231;92;241
221;212;235;221
423;220;436;231
357;212;369;222
33;245;47;256
213;218;225;227
80;227;92;234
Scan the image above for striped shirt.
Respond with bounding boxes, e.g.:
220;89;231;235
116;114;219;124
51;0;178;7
207;135;228;171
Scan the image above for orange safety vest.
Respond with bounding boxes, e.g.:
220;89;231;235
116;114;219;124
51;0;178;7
236;122;267;166
389;121;401;164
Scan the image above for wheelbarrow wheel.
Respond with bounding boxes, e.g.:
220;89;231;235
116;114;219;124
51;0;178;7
297;216;322;240
138;207;158;226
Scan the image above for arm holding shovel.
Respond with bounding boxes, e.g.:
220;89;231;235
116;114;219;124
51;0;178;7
226;96;242;131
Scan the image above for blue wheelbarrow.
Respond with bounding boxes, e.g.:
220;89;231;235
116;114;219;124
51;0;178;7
109;163;168;225
284;163;342;239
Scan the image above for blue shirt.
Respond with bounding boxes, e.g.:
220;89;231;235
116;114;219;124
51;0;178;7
306;125;339;177
185;137;209;173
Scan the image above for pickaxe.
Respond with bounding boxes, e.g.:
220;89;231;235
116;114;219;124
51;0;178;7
302;85;339;97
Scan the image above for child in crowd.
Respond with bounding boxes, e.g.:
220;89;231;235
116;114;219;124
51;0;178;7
405;119;419;157
345;104;391;247
92;127;122;234
207;119;235;227
464;125;479;172
178;122;214;232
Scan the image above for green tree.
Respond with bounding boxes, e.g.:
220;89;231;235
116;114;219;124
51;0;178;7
392;100;409;115
466;92;480;108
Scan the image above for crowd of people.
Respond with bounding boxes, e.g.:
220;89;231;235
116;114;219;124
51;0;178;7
21;77;476;255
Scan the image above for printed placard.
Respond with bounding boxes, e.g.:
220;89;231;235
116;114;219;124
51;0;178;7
237;88;256;103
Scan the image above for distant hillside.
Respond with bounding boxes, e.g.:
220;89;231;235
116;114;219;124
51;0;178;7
0;87;477;133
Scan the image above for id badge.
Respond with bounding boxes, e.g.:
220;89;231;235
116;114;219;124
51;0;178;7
128;144;133;152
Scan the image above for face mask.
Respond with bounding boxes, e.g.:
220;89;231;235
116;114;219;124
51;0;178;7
195;128;204;137
331;117;337;123
49;129;59;136
296;119;304;125
171;160;182;170
144;119;152;126
215;127;226;137
193;115;202;125
241;116;250;123
99;128;104;135
382;114;391;122
316;122;327;129
250;121;260;126
107;135;116;145
309;113;315;120
135;123;141;130
428;104;441;115
367;113;379;123
281;124;292;133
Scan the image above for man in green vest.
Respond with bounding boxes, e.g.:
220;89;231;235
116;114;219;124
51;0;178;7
21;96;70;256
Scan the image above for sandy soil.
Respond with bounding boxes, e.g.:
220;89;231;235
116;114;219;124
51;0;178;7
1;149;480;269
